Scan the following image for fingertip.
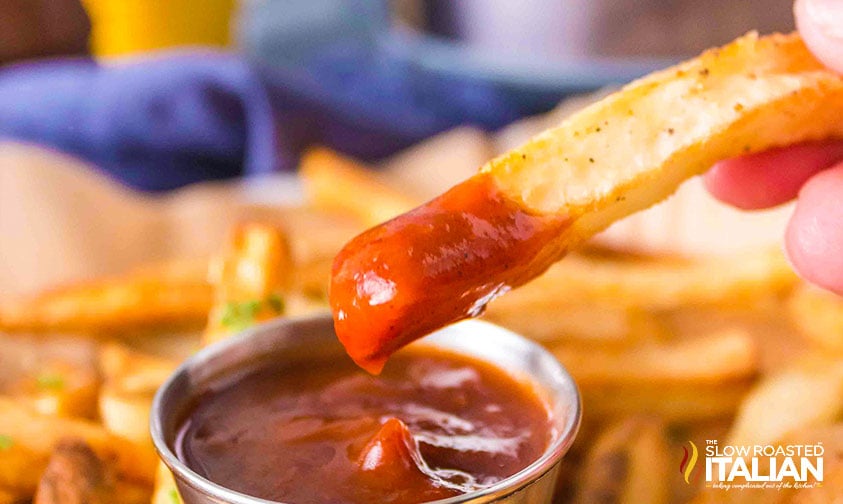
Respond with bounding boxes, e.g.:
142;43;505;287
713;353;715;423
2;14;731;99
704;142;843;210
785;163;843;295
796;0;843;75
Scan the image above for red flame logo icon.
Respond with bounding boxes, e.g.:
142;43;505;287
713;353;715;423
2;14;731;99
679;441;700;484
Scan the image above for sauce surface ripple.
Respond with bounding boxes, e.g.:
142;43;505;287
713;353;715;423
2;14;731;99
177;347;552;504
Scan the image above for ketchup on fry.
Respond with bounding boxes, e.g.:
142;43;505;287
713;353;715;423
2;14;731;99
330;173;569;373
176;346;551;504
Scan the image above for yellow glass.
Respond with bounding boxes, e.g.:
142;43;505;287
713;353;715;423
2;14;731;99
82;0;236;56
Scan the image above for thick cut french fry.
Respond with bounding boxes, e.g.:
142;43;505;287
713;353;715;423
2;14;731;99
10;360;99;420
485;302;667;346
0;488;20;504
487;247;796;314
788;283;843;352
98;343;178;445
0;269;213;333
151;463;180;504
203;223;293;345
583;379;753;423
330;32;843;369
300;147;417;226
575;417;671;504
728;356;843;447
0;397;156;497
551;329;758;386
0;334;101;420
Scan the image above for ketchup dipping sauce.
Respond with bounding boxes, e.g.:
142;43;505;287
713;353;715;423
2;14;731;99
152;315;581;504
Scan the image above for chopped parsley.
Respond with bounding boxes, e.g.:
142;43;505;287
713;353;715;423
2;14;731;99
220;294;285;331
36;372;65;390
0;435;13;450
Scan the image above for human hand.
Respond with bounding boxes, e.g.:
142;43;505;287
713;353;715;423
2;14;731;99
704;0;843;294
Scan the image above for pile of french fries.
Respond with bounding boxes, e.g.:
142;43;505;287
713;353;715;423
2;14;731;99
3;131;843;503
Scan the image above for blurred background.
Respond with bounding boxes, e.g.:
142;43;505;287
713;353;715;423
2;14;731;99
0;0;793;191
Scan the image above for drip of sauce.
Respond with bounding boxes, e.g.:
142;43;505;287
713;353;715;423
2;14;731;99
330;173;570;373
176;347;552;504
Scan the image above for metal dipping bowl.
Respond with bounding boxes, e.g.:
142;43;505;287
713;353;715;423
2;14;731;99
151;313;581;504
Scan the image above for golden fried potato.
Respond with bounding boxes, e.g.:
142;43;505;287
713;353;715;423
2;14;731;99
204;223;293;345
488;33;843;234
584;379;753;423
300;147;417;226
0;488;20;504
487;247;796;314
11;360;99;420
486;302;667;346
0;265;213;333
98;343;179;444
0;334;100;419
788;283;843;352
728;356;843;447
151;462;180;504
575;416;671;504
551;329;758;386
0;397;157;492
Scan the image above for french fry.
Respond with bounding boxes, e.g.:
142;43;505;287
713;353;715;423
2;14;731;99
330;32;843;366
788;283;843;352
299;147;417;226
151;463;181;504
0;335;100;419
0;397;156;497
0;264;213;333
584;379;754;423
728;356;843;447
487;247;796;314
98;343;179;445
0;488;20;504
574;416;671;504
10;359;99;420
485;302;667;346
0;441;46;498
551;329;758;386
203;223;294;345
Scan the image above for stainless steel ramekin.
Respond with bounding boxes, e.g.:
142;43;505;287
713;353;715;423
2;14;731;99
151;313;581;504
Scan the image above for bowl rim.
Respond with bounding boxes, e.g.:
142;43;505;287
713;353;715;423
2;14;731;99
150;313;582;504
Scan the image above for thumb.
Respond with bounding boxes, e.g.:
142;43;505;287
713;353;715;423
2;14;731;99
795;0;843;74
786;163;843;295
